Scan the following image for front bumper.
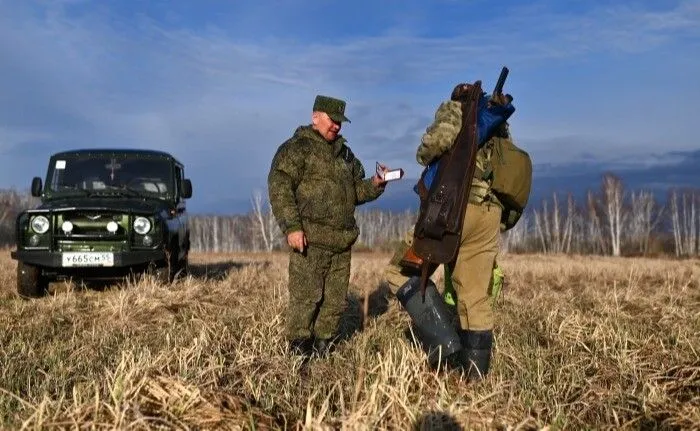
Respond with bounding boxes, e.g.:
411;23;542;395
10;249;166;268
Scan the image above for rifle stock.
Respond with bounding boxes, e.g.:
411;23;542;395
413;82;483;301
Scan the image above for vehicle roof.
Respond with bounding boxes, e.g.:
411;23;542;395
50;148;183;165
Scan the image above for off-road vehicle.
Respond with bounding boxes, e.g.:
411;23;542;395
11;149;193;297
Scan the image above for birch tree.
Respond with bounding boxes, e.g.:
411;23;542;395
355;209;418;250
628;190;663;255
586;191;606;255
251;189;282;252
0;189;39;246
670;189;699;256
533;193;575;254
500;212;531;254
601;173;626;256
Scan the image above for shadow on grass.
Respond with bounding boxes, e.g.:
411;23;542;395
413;411;463;431
337;282;393;342
187;260;269;281
42;260;269;296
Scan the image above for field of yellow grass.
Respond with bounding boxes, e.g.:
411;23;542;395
0;249;698;430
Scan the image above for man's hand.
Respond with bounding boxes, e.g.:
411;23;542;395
372;163;389;187
287;230;307;252
489;93;513;107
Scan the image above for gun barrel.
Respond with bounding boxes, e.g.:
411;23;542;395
493;66;509;95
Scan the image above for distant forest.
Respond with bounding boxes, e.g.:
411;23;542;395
2;173;699;257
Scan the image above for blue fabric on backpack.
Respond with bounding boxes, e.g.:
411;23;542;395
414;93;515;195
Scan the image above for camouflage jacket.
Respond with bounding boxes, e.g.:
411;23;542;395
268;125;384;251
416;100;502;206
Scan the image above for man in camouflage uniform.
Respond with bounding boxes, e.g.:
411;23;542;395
384;84;513;380
268;95;388;357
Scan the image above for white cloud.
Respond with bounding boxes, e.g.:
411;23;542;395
0;128;53;153
0;0;698;211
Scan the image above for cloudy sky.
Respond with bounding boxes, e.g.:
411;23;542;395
1;0;698;212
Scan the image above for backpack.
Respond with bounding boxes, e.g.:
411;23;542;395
489;136;532;230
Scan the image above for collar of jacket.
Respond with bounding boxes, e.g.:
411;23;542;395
295;125;347;158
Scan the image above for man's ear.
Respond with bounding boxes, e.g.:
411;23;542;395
311;111;321;126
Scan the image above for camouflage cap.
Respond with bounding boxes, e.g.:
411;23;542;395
313;95;351;123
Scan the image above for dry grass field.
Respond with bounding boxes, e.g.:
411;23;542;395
0;249;698;430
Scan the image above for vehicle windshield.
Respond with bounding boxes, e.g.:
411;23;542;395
47;155;174;198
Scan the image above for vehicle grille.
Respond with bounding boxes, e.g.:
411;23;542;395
56;212;128;237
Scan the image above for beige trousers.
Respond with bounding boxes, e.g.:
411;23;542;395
383;203;501;330
451;203;501;330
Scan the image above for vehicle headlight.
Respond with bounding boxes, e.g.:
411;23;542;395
30;215;50;234
133;217;151;235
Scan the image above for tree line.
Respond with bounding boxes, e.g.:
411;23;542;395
1;173;700;257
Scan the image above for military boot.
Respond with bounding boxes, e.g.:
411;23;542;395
455;329;493;381
312;338;333;357
288;338;313;357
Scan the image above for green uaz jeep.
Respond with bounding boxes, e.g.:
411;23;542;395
11;149;193;297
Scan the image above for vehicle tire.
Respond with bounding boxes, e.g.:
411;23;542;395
17;262;48;298
151;245;179;284
153;265;173;285
175;254;189;279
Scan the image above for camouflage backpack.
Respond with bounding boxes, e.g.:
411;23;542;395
488;134;532;230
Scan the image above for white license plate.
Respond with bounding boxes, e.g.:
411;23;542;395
61;252;114;267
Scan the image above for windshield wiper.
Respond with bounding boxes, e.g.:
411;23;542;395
57;185;152;198
97;185;144;198
54;187;92;197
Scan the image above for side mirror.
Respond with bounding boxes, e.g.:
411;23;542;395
31;177;43;197
181;179;192;199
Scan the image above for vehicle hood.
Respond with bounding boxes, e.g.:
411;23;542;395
37;197;169;214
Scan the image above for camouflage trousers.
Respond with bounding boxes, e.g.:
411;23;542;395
383;202;502;331
286;245;351;341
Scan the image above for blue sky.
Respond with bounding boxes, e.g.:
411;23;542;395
1;0;699;212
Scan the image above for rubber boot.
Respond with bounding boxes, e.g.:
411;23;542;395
457;329;493;381
396;276;462;368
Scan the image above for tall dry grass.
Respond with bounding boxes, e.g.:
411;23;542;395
0;249;698;430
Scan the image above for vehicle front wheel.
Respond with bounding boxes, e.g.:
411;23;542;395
152;265;173;285
174;254;189;279
17;262;48;298
147;246;185;285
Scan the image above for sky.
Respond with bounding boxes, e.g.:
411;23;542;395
1;0;699;213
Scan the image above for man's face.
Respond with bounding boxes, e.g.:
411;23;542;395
312;112;341;141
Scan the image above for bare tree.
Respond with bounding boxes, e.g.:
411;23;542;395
601;173;626;256
189;214;251;252
585;191;606;255
533;193;575;254
180;182;700;257
500;212;531;254
251;189;282;252
355;209;417;250
0;189;40;246
669;189;699;256
628;190;663;255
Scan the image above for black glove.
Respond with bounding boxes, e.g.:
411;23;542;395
489;93;513;106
